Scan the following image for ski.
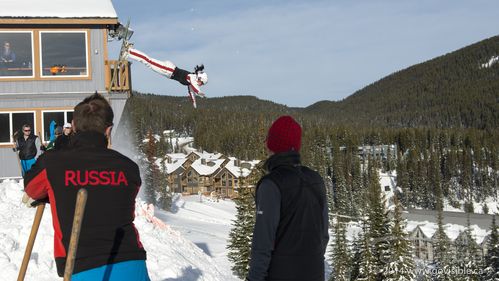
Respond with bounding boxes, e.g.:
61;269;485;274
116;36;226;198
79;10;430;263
17;203;46;281
63;188;88;281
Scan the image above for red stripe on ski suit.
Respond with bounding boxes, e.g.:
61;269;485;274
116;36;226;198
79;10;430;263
129;50;175;73
25;169;67;257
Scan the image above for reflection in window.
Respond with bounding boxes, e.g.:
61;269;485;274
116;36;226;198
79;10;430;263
41;32;87;77
0;32;33;78
42;111;73;142
0;113;9;143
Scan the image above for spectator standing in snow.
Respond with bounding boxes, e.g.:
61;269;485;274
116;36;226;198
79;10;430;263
23;93;150;281
247;115;329;281
15;124;42;175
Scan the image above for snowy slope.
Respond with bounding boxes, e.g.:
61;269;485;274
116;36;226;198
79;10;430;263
0;180;230;281
155;195;240;281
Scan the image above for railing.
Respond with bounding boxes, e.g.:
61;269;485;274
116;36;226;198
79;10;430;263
105;60;131;93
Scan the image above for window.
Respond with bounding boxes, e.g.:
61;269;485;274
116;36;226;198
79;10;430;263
42;110;73;142
0;112;36;144
40;31;88;77
187;170;198;185
0;32;34;78
0;113;9;142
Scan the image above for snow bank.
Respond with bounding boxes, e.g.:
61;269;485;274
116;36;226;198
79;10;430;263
0;180;229;280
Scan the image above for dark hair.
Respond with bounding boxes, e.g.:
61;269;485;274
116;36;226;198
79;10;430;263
73;93;114;133
22;124;31;129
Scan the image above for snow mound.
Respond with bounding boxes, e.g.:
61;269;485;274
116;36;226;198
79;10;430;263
0;180;228;280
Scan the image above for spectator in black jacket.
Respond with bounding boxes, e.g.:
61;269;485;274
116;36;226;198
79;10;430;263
15;124;42;175
247;115;329;281
24;93;150;280
54;122;73;150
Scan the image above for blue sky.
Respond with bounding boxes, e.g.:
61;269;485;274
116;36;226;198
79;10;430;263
110;0;499;107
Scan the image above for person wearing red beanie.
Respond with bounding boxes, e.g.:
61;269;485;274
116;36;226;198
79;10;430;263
248;116;329;281
265;116;302;154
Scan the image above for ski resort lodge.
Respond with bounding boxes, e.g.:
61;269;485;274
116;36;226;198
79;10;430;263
0;1;131;178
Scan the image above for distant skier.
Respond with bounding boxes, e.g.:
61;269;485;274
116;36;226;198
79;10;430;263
124;45;208;108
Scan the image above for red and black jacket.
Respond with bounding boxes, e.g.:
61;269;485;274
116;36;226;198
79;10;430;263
24;131;146;277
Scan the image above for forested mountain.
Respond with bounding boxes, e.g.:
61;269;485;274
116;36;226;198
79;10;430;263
122;36;499;213
303;35;499;129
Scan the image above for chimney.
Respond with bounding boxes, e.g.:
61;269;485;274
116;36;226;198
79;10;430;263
201;158;206;165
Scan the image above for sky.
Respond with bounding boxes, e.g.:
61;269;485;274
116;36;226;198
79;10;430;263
110;0;499;107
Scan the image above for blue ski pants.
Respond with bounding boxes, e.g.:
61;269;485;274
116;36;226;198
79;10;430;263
20;158;36;176
71;260;151;281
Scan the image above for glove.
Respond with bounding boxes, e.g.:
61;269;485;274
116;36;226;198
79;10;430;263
22;192;49;207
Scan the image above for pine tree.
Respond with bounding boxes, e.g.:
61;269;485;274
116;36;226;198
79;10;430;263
454;215;481;281
382;196;415;281
157;162;172;211
483;215;499;281
330;218;350;281
227;170;257;279
350;233;362;281
144;130;159;205
355;219;377;281
432;208;453;281
366;158;391;280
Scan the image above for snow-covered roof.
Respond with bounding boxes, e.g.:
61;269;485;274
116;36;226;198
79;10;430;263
166;153;188;161
223;157;260;178
192;151;223;160
164;159;187;174
191;159;226;176
0;0;117;19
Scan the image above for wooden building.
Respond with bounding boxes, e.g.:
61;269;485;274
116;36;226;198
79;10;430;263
0;0;131;177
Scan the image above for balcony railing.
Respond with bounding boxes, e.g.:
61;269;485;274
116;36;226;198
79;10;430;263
105;60;131;93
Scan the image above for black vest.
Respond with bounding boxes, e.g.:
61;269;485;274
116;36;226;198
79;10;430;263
18;134;38;160
257;152;327;281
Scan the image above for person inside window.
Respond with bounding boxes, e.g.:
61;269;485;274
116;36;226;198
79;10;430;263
1;41;16;63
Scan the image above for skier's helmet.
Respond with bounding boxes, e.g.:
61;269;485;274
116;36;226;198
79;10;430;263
197;72;208;85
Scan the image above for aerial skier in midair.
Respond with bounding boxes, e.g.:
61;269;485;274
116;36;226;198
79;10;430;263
124;44;208;108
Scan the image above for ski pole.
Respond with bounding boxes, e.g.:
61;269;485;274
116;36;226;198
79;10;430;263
17;203;45;281
63;188;88;281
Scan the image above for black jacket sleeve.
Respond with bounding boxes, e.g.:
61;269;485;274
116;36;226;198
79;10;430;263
247;179;281;281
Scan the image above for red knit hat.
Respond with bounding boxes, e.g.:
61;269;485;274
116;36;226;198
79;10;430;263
266;115;302;153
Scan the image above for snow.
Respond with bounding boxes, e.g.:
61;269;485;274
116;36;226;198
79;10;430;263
224;157;260;178
191;159;226;176
0;180;235;280
0;0;117;19
480;55;499;69
442;197;499;214
405;220;489;244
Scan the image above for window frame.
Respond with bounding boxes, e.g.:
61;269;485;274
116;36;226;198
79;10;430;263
0;110;37;145
39;30;90;78
41;109;74;143
0;30;35;79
